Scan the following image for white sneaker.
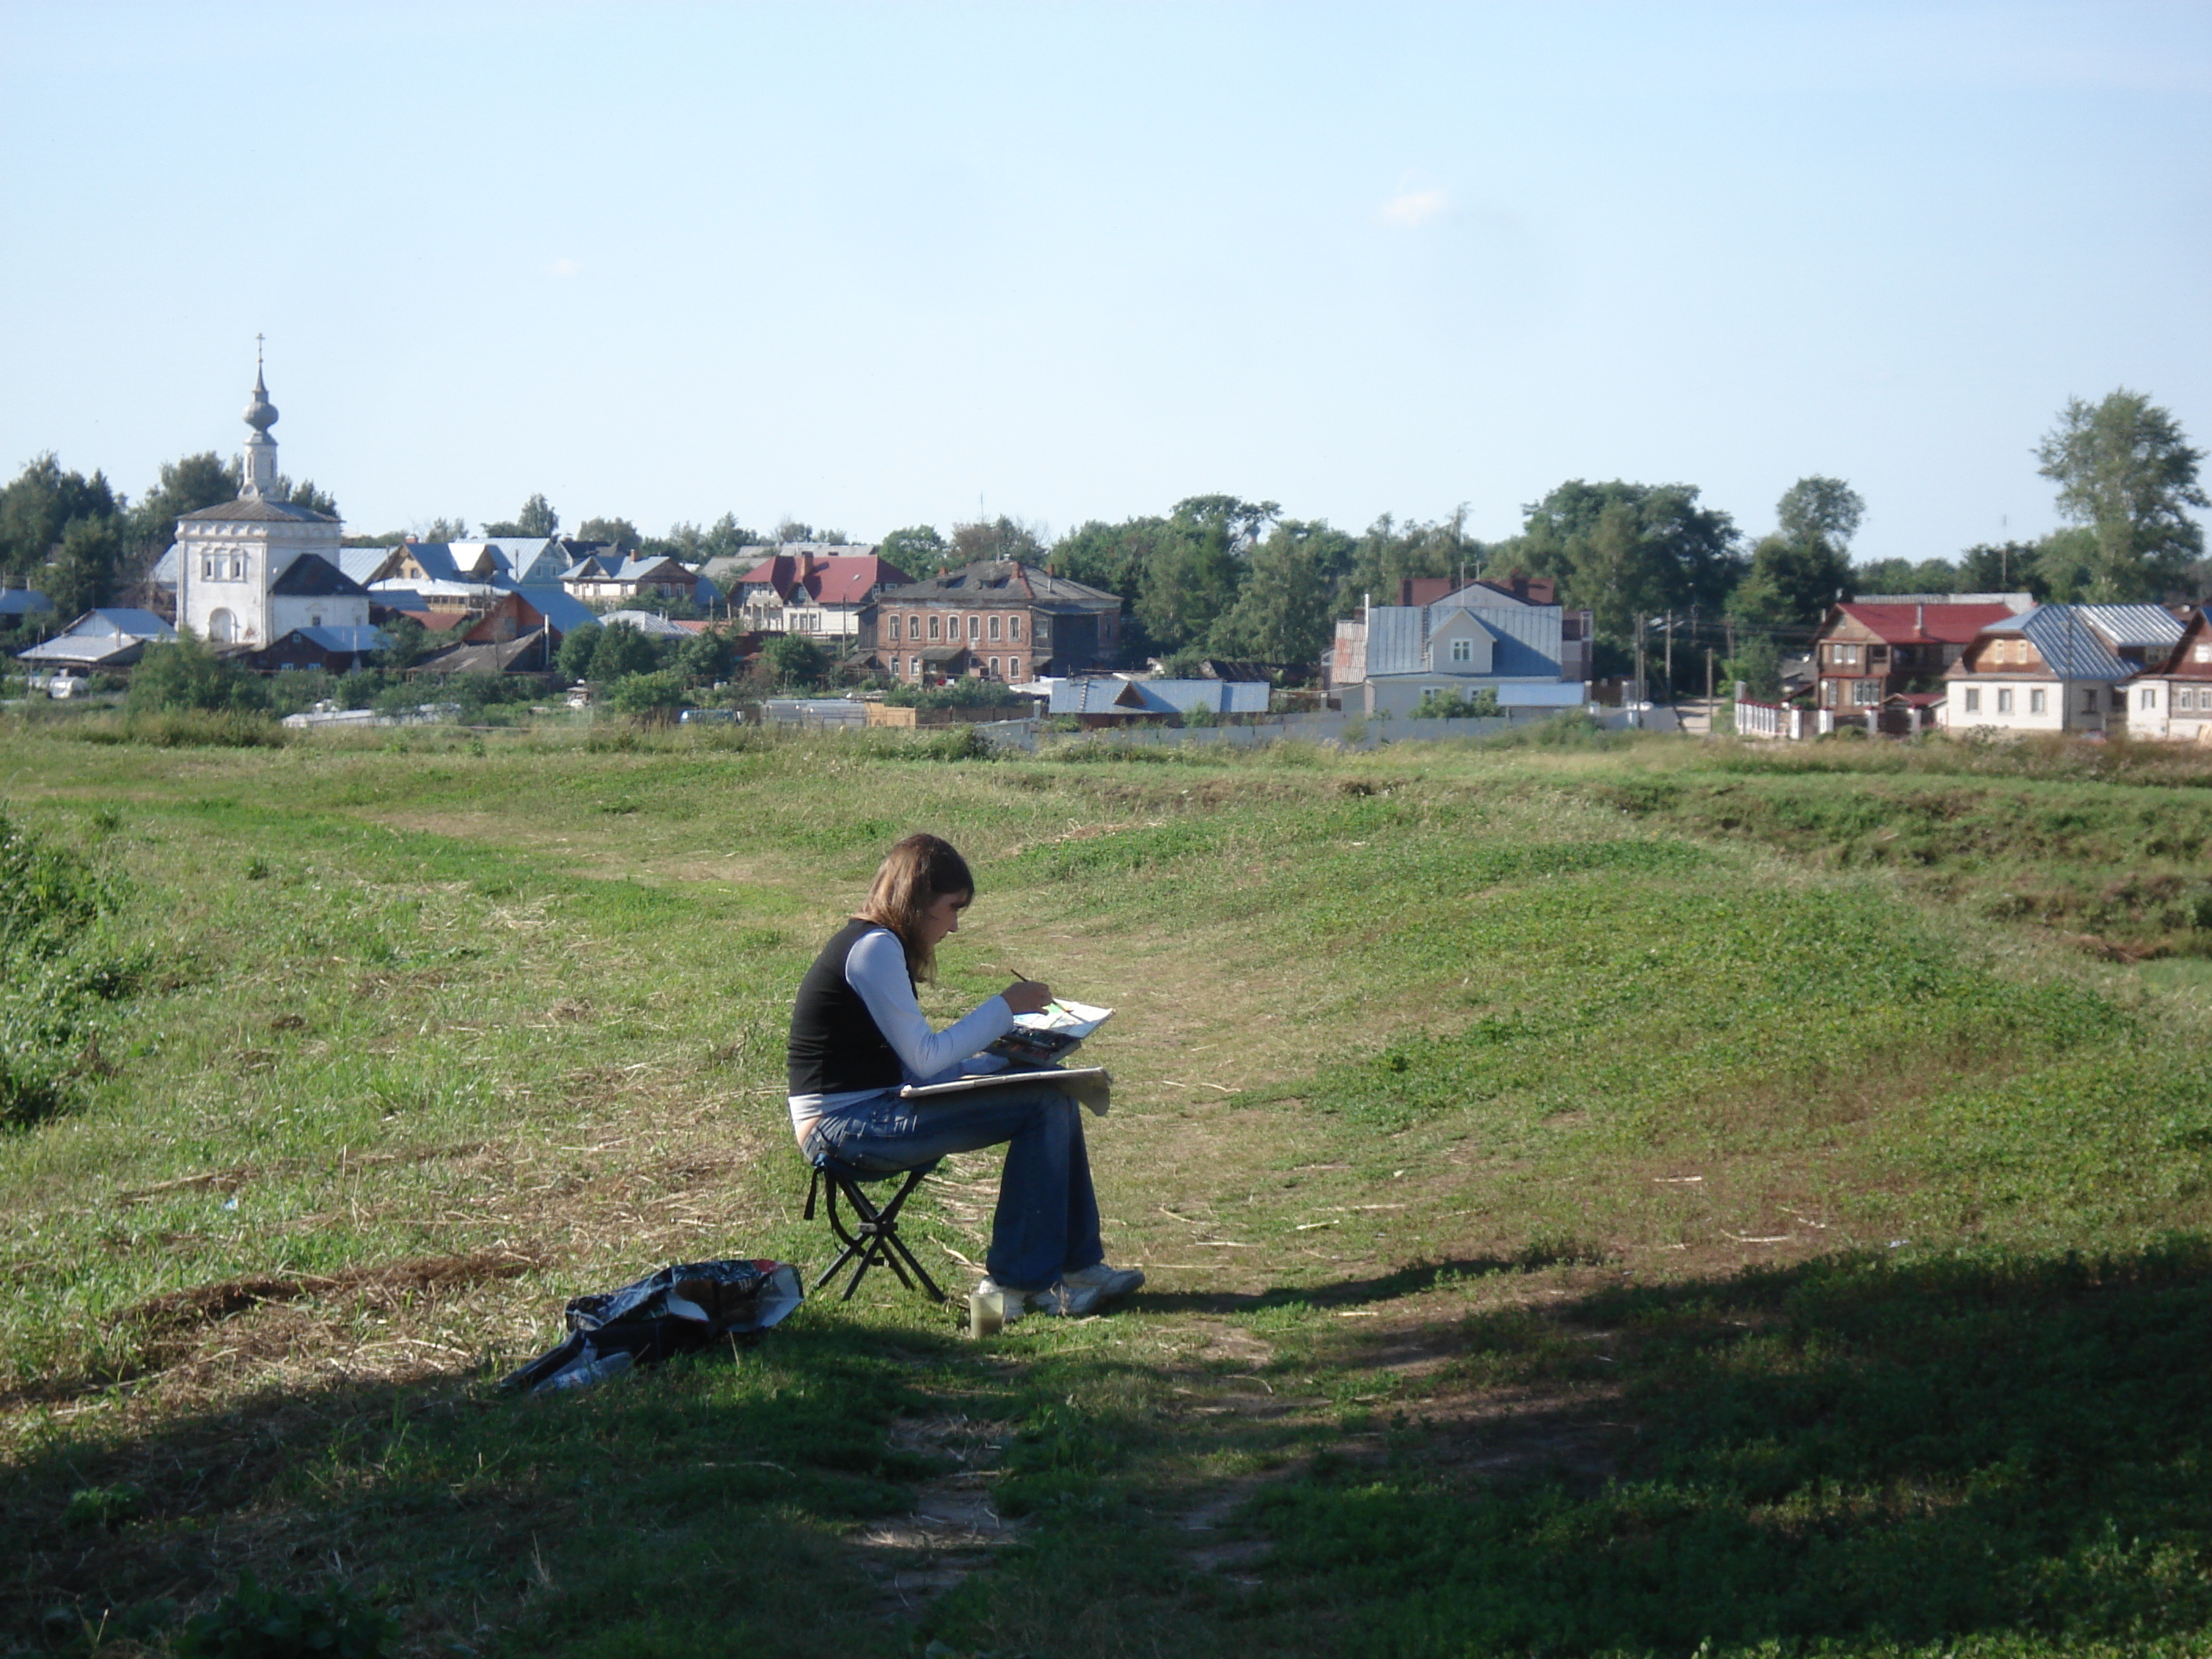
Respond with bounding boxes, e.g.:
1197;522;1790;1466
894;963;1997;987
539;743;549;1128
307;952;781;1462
1054;1262;1144;1314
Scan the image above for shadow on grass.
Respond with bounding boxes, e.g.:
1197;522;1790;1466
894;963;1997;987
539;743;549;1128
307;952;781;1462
1217;1236;2212;1657
2;1315;980;1657
1130;1248;1602;1317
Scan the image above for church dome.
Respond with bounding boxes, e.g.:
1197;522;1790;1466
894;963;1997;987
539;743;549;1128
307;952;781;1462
243;366;278;434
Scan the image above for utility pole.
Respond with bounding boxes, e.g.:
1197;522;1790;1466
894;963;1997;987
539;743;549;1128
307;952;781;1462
1705;646;1715;708
1663;612;1674;702
1633;613;1646;710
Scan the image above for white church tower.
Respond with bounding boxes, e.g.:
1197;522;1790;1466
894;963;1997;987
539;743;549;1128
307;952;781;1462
175;350;357;646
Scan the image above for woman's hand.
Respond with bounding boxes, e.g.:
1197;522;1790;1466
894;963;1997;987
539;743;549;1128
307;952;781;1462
1001;980;1053;1016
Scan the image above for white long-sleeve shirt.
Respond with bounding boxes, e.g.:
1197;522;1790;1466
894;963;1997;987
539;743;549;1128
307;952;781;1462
787;926;1013;1139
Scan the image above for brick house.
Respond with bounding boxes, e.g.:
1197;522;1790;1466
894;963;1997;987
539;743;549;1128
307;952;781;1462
1812;595;2030;715
873;560;1123;683
723;551;914;639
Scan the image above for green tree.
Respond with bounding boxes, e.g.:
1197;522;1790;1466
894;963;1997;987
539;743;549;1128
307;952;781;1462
1135;496;1278;654
483;495;559;538
2035;388;2207;602
1512;481;1741;654
610;668;687;723
1853;557;1958;595
416;516;471;541
125;632;270;715
1207;518;1356;665
47;514;126;617
1727;477;1862;632
556;621;602;681
674;627;738;685
1335;509;1488;613
950;515;1047;566
759;633;830;688
273;475;338;518
128;451;237;558
1955;541;2044;596
588;620;661;680
1776;476;1865;549
0;455;121;589
1722;633;1783;701
879;525;948;573
774;518;815;544
377;615;429;672
577;516;643;555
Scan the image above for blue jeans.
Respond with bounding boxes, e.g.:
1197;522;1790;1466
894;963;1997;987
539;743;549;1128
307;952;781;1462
802;1082;1104;1291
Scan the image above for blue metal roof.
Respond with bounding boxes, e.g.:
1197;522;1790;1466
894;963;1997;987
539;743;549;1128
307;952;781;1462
2077;604;2185;652
0;588;54;617
291;625;388;654
2014;606;2135;681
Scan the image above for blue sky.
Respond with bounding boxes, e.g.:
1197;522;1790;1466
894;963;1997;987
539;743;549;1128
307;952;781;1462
2;2;2207;564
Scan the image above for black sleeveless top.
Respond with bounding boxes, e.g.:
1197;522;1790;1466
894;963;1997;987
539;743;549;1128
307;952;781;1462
786;918;907;1097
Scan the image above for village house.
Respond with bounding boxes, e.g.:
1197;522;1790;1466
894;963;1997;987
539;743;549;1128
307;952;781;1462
721;549;914;639
1811;595;2031;716
13;607;175;674
1328;577;1590;718
2122;606;2212;742
558;552;714;607
873;560;1122;683
1938;604;2177;736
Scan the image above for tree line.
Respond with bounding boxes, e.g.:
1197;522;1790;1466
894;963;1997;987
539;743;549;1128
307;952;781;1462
5;389;2200;694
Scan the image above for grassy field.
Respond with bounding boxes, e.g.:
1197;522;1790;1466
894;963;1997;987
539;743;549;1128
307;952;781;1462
2;715;2210;1657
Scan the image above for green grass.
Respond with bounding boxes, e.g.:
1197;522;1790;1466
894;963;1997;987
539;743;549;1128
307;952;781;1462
2;716;2210;1656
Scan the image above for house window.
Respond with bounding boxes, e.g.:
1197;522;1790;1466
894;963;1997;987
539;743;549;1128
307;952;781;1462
1998;689;2014;713
2185;689;2199;712
1965;687;1981;713
1820;679;1837;706
1009;615;1022;641
2195;644;2212;663
2141;687;2156;711
2082;687;2099;712
1852;679;1879;705
989;614;1001;641
989;657;1001;676
928;615;941;642
1450;638;1473;664
888;616;901;643
2030;689;2046;715
908;657;921;678
969;615;981;640
1009;657;1022;679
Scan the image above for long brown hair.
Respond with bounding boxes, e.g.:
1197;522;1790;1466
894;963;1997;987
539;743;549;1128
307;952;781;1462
855;833;973;982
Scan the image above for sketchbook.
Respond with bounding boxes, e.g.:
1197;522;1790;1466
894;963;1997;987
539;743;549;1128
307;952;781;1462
900;1066;1112;1117
988;999;1113;1068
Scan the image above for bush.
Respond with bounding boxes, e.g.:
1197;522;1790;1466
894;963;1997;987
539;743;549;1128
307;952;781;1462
125;632;269;717
610;668;688;723
1412;685;1502;719
882;678;1020;709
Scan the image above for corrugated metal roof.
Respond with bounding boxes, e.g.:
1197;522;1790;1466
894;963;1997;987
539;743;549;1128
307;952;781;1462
2015;606;2136;680
335;548;396;584
1363;602;1566;679
2077;604;2185;651
289;625;388;653
0;588;54;616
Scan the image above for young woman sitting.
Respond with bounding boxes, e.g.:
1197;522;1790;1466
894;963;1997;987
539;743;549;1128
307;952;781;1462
785;832;1142;1317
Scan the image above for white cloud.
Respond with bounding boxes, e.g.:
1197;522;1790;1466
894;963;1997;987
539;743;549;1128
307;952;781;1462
1378;187;1449;229
549;257;584;277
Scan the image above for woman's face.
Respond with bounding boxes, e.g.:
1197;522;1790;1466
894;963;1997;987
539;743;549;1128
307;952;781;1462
916;889;971;951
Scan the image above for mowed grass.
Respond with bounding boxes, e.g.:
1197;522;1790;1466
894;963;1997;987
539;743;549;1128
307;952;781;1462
1;717;2210;1657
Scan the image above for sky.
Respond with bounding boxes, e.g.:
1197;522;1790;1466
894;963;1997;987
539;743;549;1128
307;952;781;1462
2;1;2208;566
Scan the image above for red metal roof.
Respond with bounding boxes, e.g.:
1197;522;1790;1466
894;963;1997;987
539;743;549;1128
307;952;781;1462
1835;602;2020;646
731;553;915;606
